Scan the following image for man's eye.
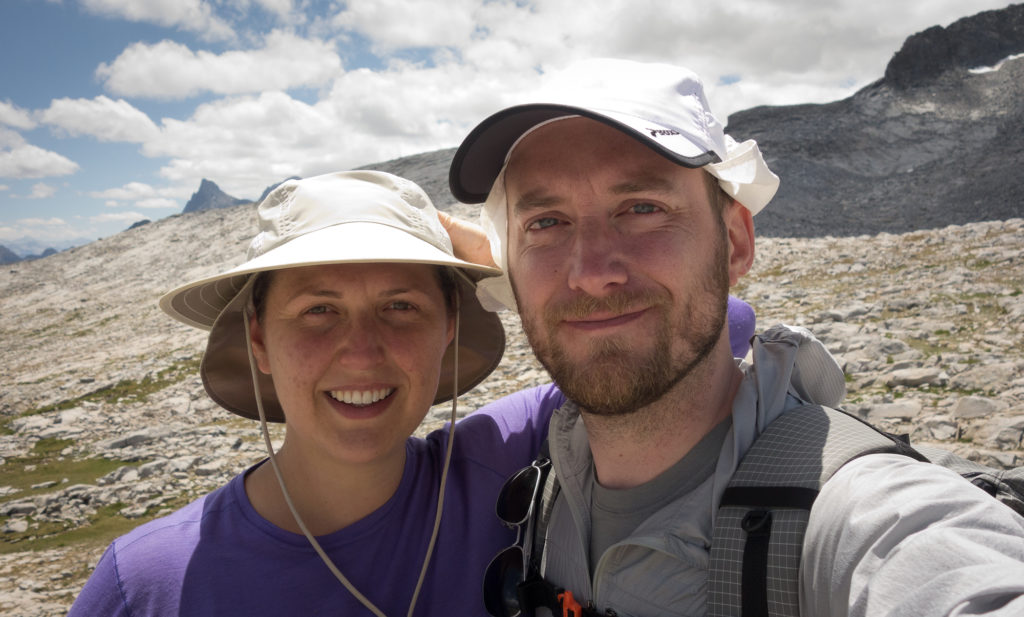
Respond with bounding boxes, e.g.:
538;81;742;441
306;305;329;315
527;217;561;231
387;301;415;311
629;202;660;214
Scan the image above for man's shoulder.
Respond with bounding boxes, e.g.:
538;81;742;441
453;383;561;452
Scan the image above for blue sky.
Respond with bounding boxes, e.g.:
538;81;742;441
0;0;1018;254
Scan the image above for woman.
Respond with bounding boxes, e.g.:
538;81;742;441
67;171;558;616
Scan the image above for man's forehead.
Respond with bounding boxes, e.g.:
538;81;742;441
509;174;682;212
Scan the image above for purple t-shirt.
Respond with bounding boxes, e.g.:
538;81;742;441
68;384;563;617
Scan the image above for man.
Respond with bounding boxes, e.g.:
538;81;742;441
447;59;1024;616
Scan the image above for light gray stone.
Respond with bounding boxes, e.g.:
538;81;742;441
885;368;949;388
862;400;923;422
954;396;1009;419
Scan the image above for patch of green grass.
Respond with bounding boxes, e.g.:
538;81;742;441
0;451;138;503
0;492;196;554
19;356;202;419
904;338;953;357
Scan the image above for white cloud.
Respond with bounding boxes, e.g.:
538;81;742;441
0;100;36;130
0;185;9;192
96;31;342;99
79;0;234;41
0;217;73;244
135;197;179;209
14;217;67;226
332;0;479;52
135;62;527;199
89;181;184;210
28;183;57;199
439;0;1022;119
0;127;25;148
90;211;147;223
144;91;336;197
90;181;157;201
0;142;80;179
39;96;160;143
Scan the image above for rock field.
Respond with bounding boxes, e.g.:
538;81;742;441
0;201;1021;615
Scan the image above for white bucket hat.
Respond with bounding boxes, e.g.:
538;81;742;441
160;169;505;421
447;58;781;311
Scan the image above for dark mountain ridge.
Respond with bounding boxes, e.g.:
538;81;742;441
182;179;250;213
728;3;1024;237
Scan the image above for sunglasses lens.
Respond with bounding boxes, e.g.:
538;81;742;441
496;465;540;525
484;545;524;617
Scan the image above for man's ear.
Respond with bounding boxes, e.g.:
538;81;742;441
248;314;272;375
723;200;755;286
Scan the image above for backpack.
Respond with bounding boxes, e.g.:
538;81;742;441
519;404;1024;617
707;403;1024;617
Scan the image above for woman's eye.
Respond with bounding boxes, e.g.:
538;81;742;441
387;300;415;311
305;305;329;315
527;216;561;231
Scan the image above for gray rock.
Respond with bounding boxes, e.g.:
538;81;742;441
3;519;29;534
950;363;1021;393
885;368;949;388
861;400;924;422
954;396;1009;419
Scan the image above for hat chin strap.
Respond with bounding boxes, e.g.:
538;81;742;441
242;291;463;617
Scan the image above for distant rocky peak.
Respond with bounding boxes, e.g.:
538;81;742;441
884;3;1024;89
257;176;301;204
0;244;21;265
182;179;249;214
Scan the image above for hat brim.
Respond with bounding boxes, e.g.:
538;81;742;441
449;103;721;204
160;220;501;329
161;220;505;422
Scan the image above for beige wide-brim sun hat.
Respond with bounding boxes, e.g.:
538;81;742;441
159;170;505;422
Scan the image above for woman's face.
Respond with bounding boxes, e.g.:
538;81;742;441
249;263;455;467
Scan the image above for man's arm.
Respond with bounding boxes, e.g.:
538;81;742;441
438;211;496;268
801;453;1024;617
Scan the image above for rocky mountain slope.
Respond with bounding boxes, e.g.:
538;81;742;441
1;5;1024;615
730;3;1024;237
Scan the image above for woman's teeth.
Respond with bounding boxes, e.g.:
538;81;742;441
329;388;394;406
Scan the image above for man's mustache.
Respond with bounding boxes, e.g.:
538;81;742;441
542;288;667;324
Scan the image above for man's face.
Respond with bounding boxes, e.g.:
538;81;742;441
504;117;748;415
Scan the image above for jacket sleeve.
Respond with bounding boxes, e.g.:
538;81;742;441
800;453;1024;617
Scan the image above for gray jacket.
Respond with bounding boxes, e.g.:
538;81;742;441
536;325;1024;616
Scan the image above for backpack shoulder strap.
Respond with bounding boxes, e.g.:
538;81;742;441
531;436;560;576
707;404;919;617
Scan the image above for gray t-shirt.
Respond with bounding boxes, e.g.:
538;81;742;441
589;418;731;574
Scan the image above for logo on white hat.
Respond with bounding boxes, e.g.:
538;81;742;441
647;128;681;138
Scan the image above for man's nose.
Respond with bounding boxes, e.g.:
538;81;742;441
566;218;628;297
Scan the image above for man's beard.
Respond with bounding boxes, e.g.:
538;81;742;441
514;236;730;417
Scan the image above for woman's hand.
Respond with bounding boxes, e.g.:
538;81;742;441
437;211;496;268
